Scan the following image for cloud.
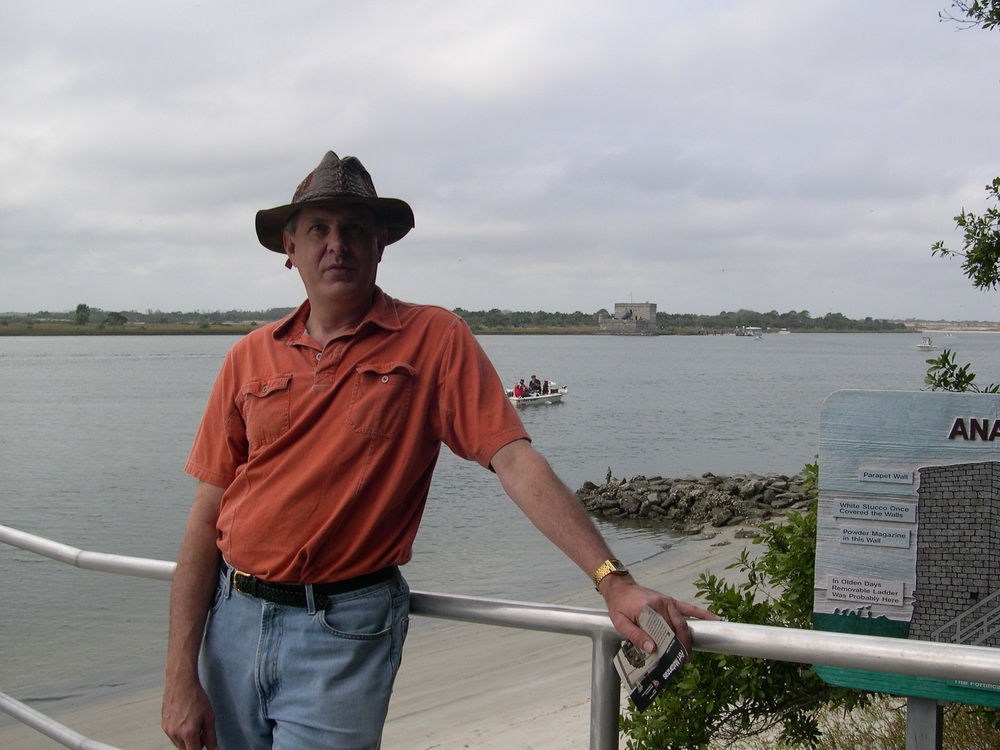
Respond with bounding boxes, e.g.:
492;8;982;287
2;0;999;320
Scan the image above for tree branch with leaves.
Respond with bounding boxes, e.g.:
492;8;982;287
939;0;1000;30
932;177;1000;290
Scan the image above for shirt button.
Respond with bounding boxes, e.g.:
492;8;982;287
261;386;268;393
315;353;322;362
381;375;389;383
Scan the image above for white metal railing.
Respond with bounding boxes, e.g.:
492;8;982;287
3;523;1000;750
0;691;120;750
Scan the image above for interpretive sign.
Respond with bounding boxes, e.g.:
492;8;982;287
814;390;1000;707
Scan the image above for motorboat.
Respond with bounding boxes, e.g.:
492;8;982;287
506;382;568;406
736;326;763;339
917;336;937;351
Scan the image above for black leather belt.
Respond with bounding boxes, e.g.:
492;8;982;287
230;566;396;609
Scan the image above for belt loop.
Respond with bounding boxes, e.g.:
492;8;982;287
222;563;233;599
305;583;317;615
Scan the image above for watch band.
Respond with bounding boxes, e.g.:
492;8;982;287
592;558;629;591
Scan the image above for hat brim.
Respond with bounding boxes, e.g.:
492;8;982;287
255;196;415;253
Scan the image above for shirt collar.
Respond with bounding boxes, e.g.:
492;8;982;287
272;286;401;345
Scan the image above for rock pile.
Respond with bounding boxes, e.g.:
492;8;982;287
576;471;813;534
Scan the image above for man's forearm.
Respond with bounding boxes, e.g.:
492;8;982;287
165;481;224;680
162;481;225;750
491;439;616;580
491;439;720;655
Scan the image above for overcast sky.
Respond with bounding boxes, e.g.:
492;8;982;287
2;1;999;321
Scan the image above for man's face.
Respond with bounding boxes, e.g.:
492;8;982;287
283;204;387;307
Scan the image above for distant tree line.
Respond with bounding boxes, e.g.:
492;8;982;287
2;305;908;333
451;307;906;332
656;309;908;332
6;306;296;326
452;307;605;330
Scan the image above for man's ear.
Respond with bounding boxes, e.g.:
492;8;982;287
283;231;296;269
376;227;388;263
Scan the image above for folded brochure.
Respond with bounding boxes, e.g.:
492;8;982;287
613;605;688;712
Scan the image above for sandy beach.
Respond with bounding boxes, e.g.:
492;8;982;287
0;527;753;749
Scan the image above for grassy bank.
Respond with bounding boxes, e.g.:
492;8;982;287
0;322;259;336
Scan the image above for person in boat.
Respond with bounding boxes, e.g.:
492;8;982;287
512;378;528;397
528;374;541;394
161;151;716;750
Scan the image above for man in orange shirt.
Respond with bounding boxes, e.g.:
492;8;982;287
161;151;716;750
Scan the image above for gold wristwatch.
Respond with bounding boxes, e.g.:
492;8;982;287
592;558;629;591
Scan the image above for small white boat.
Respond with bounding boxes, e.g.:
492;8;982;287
506;383;568;406
736;326;763;339
917;336;937;351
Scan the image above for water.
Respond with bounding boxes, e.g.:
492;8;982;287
2;330;999;708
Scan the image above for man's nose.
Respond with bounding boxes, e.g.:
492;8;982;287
327;226;352;251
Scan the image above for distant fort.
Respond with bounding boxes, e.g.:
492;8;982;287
598;302;657;334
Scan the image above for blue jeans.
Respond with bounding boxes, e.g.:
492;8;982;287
201;566;410;750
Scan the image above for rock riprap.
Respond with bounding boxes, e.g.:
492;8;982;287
576;471;813;534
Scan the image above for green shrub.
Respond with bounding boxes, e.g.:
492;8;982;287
621;461;872;749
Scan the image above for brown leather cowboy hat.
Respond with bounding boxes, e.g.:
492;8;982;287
255;151;415;254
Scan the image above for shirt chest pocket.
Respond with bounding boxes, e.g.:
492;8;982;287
241;374;292;446
348;362;416;438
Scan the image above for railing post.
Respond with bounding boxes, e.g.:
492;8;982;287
590;632;622;750
905;697;942;750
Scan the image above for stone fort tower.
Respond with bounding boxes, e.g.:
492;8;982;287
599;302;657;333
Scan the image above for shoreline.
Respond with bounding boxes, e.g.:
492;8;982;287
0;327;929;337
0;526;754;750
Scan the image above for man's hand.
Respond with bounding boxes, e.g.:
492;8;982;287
161;679;217;750
599;574;719;656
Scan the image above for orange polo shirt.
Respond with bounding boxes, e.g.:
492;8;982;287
185;288;529;583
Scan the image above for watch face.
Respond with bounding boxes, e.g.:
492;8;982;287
610;559;628;573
